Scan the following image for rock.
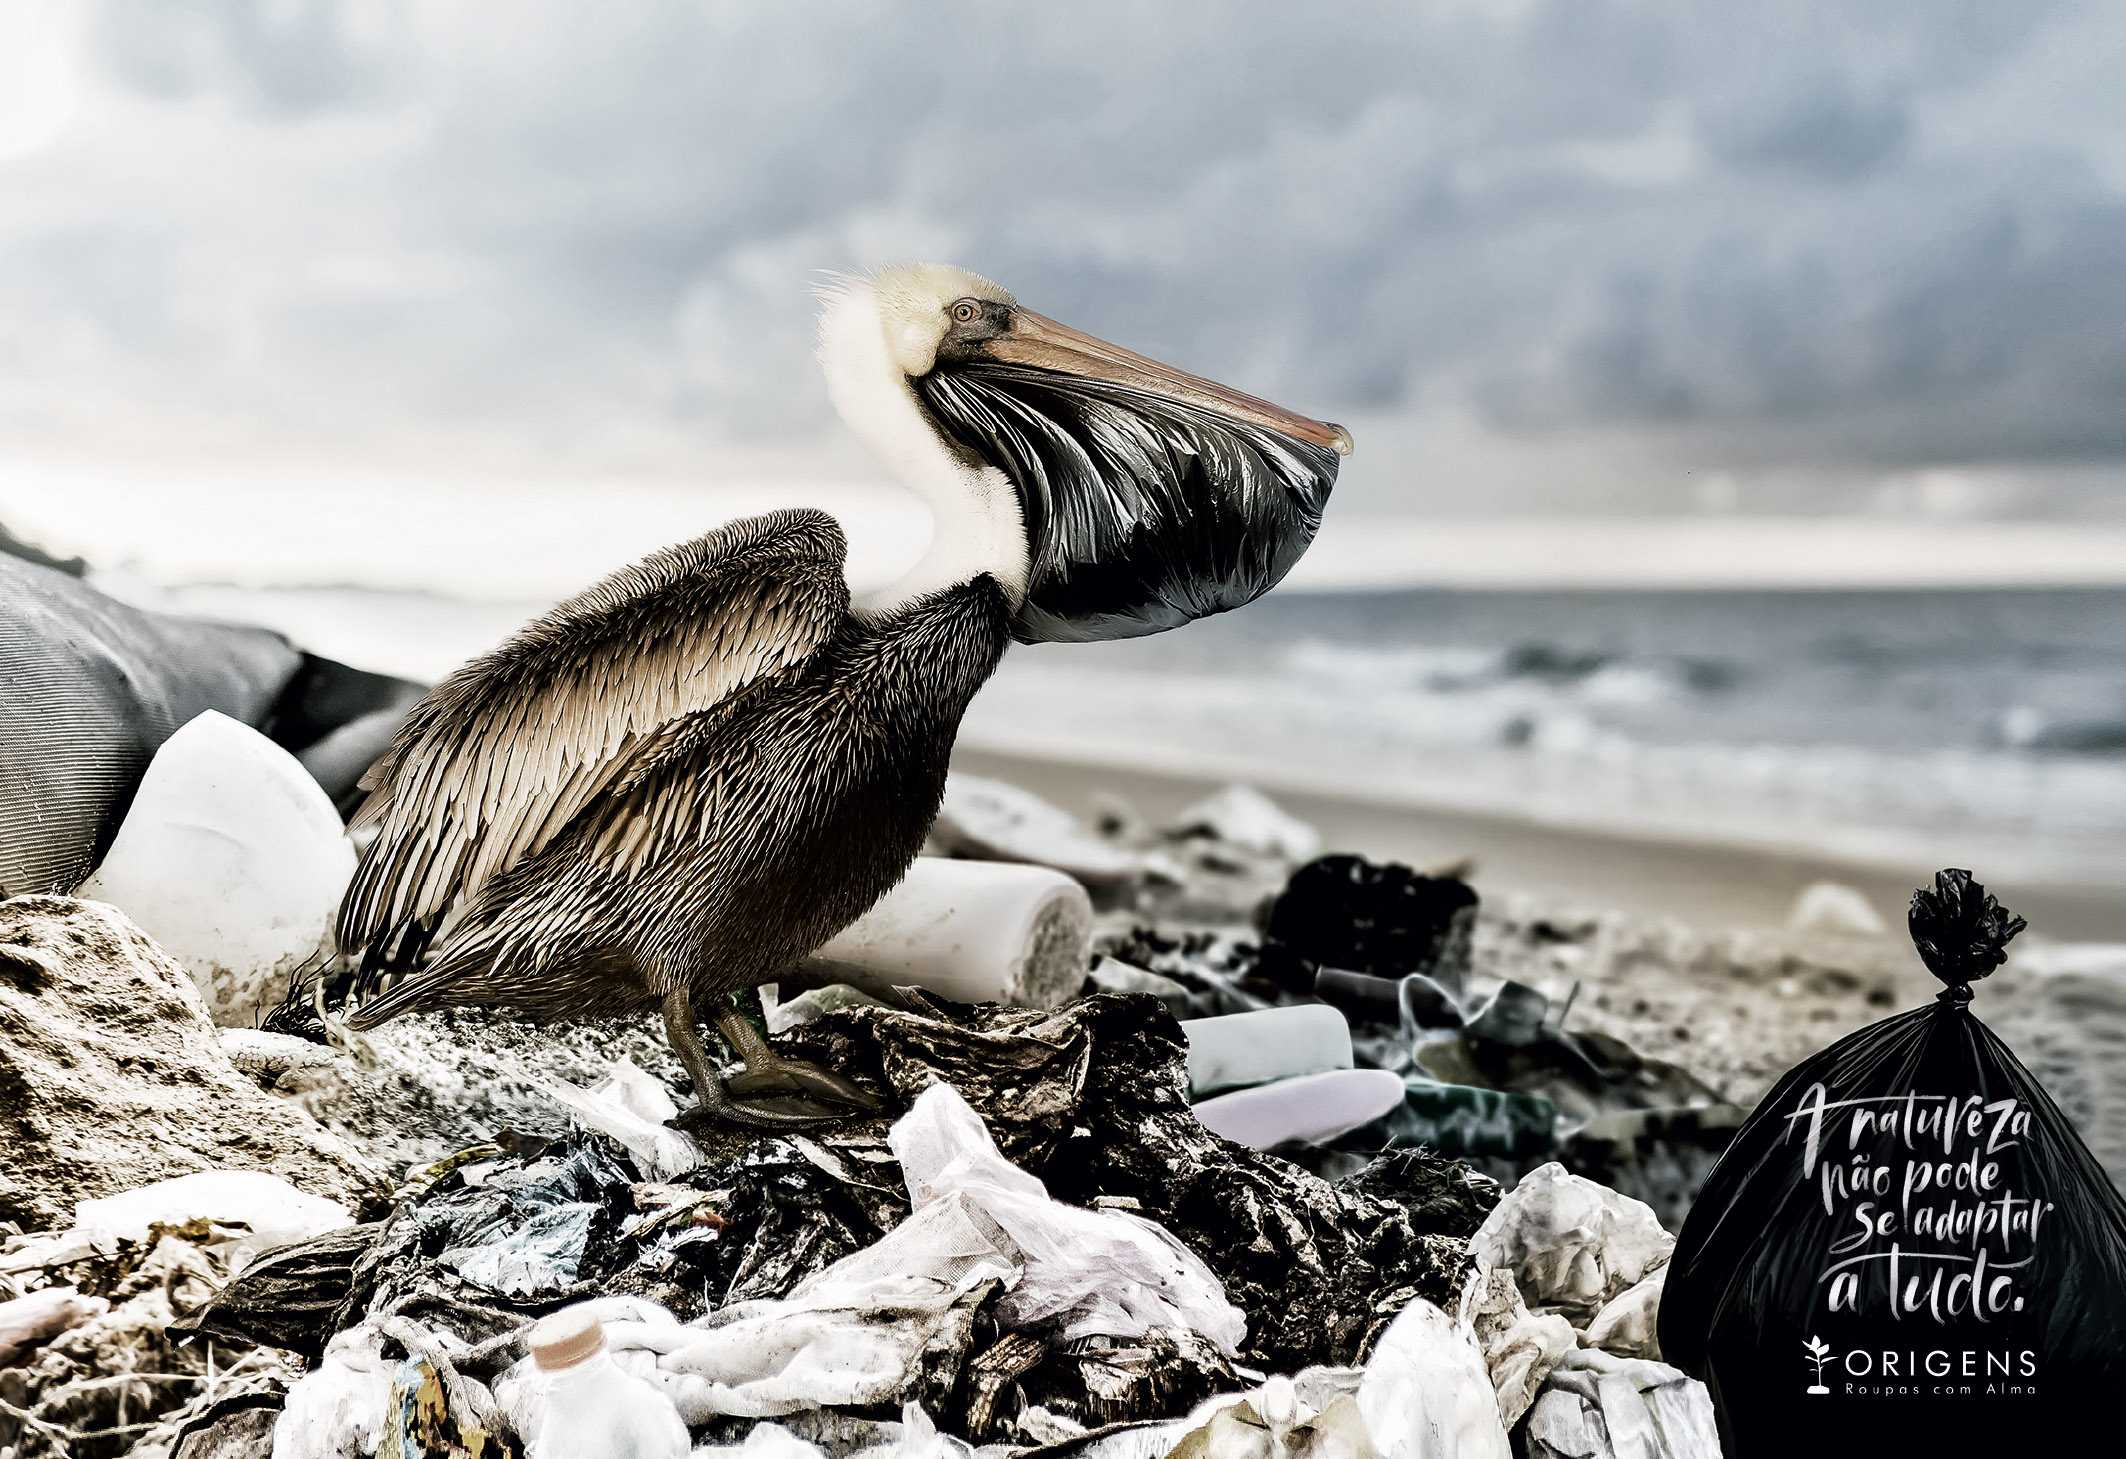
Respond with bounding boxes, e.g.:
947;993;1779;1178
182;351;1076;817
1785;882;1887;937
75;711;356;1026
1183;1004;1353;1097
1460;1263;1577;1430
1581;1268;1664;1361
1354;1298;1511;1459
1192;1070;1408;1150
1522;1349;1719;1459
1468;1163;1673;1326
1165;786;1322;863
0;895;382;1230
799;858;1092;1009
931;774;1140;888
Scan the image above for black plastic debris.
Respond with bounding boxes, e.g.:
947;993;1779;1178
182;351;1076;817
777;991;1490;1372
601;1126;912;1318
1661;871;2126;1455
954;1326;1240;1442
332;1132;640;1339
173;1223;384;1359
1311;967;1466;1031
1254;855;1478;995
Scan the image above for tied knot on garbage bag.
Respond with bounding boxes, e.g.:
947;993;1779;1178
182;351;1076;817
1908;867;2027;1003
1659;868;2126;1457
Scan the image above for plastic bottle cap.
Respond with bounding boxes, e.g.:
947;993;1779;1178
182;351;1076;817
528;1309;606;1372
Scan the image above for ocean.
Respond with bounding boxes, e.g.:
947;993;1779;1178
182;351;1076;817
957;587;2126;891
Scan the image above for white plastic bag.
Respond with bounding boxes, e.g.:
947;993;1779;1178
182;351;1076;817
76;1169;352;1275
272;1324;395;1459
655;1192;1017;1418
537;1058;702;1180
1354;1300;1511;1459
888;1081;1247;1354
1467;1163;1673;1324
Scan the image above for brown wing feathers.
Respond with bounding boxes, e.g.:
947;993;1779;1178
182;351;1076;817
335;509;849;964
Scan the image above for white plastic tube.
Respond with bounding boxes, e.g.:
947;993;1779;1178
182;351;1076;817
796;857;1093;1008
1191;1069;1408;1149
1181;1004;1353;1097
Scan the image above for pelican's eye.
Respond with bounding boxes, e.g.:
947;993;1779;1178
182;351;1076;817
949;298;982;324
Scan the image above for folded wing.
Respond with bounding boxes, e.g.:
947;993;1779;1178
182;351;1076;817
335;508;849;961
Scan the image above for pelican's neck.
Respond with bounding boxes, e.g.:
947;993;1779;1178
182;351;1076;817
819;282;1029;616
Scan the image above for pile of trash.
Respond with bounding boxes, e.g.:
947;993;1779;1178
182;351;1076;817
2;704;1942;1459
1;974;1718;1458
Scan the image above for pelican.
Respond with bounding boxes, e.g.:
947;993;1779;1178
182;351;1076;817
337;263;1349;1128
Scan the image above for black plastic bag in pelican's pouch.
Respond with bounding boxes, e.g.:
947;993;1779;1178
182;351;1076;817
1660;870;2126;1456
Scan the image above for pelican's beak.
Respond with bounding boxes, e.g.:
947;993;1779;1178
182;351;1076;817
976;310;1354;457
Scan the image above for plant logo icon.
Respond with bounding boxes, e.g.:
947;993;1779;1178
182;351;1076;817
1803;1335;1832;1394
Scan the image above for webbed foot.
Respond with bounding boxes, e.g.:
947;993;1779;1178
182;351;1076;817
665;1083;855;1133
659;984;883;1136
724;1057;882;1110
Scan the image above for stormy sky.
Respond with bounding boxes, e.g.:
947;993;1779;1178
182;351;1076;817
4;0;2125;517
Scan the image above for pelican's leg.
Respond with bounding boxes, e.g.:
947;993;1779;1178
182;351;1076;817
714;1000;882;1110
660;987;876;1133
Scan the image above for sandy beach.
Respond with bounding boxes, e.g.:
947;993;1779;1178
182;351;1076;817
952;745;2126;943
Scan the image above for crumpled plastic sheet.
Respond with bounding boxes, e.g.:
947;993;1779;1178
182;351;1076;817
172;1223;383;1358
1521;1349;1720;1459
653;1189;1013;1419
362;1133;636;1313
1468;1162;1673;1326
535;1057;702;1183
890;1083;1245;1353
272;1324;397;1459
776;992;1486;1371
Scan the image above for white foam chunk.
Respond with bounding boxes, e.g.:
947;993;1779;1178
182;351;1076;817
76;710;356;1026
800;858;1092;1008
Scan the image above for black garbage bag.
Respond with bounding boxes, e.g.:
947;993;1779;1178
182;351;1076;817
1661;870;2126;1455
1254;854;1477;994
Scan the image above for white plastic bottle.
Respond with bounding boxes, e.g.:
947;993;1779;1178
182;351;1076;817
521;1308;690;1459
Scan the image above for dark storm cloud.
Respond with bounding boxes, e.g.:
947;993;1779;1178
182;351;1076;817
3;0;2124;470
